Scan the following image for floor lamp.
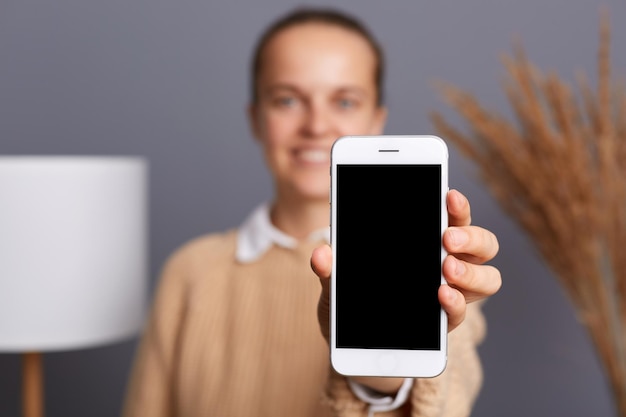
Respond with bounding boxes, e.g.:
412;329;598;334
0;156;148;417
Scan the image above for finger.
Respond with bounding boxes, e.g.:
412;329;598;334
311;244;332;342
439;285;466;332
443;225;499;264
447;189;471;227
311;244;332;302
443;255;502;303
310;244;332;282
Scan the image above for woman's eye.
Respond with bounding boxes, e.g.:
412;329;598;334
337;98;357;109
273;96;298;108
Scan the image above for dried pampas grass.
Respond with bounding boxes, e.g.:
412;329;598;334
430;10;626;416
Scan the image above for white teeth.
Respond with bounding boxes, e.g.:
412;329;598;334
299;149;329;163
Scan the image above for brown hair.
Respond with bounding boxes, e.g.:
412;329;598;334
250;7;385;105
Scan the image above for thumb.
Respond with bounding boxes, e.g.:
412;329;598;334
311;244;332;290
311;244;332;342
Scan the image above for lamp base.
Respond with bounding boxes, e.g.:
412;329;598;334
22;352;44;417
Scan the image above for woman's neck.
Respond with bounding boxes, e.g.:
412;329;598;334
269;196;329;240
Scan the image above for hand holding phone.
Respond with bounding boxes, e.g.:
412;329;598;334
329;135;449;378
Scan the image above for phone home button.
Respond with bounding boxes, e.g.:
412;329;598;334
378;353;397;373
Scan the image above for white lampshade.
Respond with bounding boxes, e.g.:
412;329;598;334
0;156;148;352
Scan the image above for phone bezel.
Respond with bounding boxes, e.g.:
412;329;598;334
329;134;449;378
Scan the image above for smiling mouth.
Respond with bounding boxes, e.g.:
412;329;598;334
297;149;330;164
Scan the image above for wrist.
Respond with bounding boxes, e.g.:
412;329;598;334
349;376;405;394
347;377;414;414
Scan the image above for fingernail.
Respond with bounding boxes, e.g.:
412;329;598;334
453;257;465;276
445;285;457;301
449;228;468;248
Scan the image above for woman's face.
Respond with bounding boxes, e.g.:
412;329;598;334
249;22;387;202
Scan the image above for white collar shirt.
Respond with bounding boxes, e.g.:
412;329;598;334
236;202;330;264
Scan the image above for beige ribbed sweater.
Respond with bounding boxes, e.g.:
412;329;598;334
121;230;486;417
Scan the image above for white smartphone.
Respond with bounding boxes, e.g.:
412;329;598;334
329;134;449;378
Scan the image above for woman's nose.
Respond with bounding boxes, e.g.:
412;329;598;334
302;104;331;137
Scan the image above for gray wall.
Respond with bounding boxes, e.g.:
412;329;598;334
1;1;623;416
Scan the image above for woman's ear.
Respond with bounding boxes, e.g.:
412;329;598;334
247;103;261;141
370;105;388;135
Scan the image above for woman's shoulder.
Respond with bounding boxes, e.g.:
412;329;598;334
169;228;238;265
154;229;239;289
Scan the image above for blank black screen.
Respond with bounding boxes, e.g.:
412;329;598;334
335;164;442;350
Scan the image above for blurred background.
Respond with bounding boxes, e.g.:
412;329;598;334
1;0;624;416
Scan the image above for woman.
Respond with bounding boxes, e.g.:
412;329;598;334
122;7;501;417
